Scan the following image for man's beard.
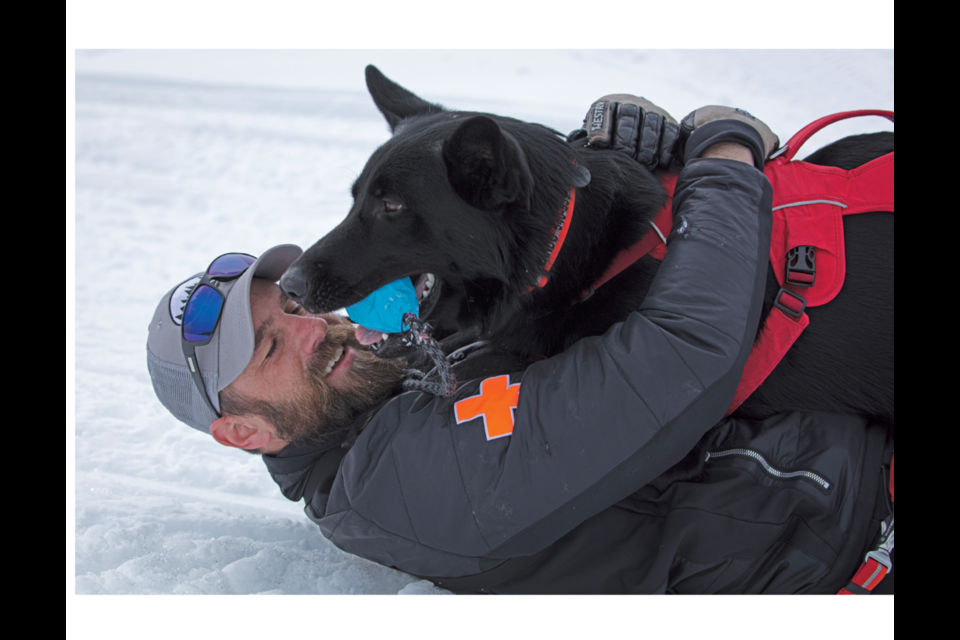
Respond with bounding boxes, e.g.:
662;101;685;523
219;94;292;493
229;322;407;448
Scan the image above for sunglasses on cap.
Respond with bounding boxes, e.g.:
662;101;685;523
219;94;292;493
180;253;257;418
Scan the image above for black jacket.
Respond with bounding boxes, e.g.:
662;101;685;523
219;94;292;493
262;158;889;593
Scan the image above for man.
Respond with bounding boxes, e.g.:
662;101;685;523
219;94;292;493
147;104;893;593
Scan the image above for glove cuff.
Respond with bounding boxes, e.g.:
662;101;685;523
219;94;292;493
683;119;766;169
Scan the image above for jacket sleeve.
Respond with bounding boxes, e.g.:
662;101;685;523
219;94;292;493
319;158;774;577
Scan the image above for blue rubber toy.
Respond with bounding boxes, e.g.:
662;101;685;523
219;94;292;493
345;277;419;333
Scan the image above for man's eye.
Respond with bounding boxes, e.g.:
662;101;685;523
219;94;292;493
285;302;304;316
384;200;403;213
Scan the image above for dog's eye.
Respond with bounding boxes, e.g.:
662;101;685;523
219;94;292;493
384;200;403;213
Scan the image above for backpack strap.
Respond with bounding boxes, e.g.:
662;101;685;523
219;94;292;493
839;452;894;595
772;110;894;162
576;173;676;303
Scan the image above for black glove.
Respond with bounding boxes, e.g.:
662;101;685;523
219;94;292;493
568;94;681;171
679;106;780;169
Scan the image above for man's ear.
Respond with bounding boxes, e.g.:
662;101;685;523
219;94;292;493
209;414;276;451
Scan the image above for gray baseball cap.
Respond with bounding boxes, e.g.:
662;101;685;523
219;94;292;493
146;245;303;433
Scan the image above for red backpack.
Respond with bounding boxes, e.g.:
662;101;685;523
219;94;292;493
584;110;895;417
584;110;895;594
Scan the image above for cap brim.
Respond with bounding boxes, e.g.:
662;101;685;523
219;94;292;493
217;244;303;392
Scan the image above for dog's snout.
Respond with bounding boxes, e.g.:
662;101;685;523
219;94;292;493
279;268;311;303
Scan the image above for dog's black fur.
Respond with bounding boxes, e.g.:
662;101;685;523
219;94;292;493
281;67;894;438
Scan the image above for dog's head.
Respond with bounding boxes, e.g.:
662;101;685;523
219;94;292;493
281;66;588;353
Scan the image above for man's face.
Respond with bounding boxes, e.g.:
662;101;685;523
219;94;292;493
222;278;406;448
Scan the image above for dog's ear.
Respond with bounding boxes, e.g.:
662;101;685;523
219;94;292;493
442;115;534;212
366;65;444;133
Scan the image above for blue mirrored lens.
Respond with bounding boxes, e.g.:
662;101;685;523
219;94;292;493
183;285;224;342
208;253;256;277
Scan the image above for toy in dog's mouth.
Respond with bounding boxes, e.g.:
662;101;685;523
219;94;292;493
348;273;456;397
353;273;439;353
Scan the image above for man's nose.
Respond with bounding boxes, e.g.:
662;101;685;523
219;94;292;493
294;315;329;355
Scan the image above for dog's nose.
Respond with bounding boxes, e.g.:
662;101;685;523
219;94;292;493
279;268;310;304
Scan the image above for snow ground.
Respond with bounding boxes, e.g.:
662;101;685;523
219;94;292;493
72;47;893;631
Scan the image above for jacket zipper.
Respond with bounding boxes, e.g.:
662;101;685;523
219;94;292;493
705;448;831;490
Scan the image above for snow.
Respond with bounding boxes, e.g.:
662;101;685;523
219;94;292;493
71;37;892;637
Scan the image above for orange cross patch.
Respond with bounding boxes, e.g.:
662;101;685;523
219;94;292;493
455;375;522;440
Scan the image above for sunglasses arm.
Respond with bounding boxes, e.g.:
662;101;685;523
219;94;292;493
182;342;223;419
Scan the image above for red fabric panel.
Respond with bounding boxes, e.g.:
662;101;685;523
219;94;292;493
764;113;893;310
726;308;809;416
890;453;894;503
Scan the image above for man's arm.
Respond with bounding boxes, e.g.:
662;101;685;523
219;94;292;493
701;141;756;165
317;146;773;577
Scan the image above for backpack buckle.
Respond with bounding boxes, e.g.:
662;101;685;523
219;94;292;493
870;513;895;562
862;514;894;582
774;287;807;318
839;512;894;594
786;245;816;287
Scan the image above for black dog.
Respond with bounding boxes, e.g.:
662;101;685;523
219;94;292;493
281;66;894;428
